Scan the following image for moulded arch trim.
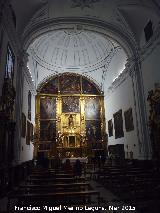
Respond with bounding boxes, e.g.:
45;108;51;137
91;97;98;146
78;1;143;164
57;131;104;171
23;17;138;60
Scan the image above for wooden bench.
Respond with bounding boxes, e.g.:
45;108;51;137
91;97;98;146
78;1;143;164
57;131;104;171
27;177;86;184
27;177;74;183
18;182;91;192
29;173;73;178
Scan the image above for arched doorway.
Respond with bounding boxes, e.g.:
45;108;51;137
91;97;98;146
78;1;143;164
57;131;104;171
35;73;107;163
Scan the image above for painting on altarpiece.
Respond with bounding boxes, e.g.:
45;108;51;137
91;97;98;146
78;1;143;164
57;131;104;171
40;97;56;119
82;77;100;94
40;120;56;141
85;97;100;120
86;120;102;141
59;74;81;94
62;96;80;113
40;77;58;94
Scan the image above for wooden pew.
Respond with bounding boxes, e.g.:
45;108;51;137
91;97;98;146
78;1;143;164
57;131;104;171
18;182;91;193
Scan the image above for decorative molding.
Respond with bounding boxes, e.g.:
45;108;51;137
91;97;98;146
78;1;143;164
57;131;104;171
71;0;101;10
106;58;137;96
27;3;48;26
23;66;37;95
22;17;138;59
106;68;129;96
139;24;160;62
115;8;134;38
105;54;140;96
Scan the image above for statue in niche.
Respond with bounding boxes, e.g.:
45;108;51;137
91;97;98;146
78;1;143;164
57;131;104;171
68;114;74;127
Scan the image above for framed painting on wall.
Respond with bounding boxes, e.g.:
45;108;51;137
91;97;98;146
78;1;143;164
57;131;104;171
85;97;100;120
26;121;30;145
124;108;134;132
108;119;113;137
113;109;124;139
30;123;34;141
62;96;80;113
28;91;31;120
40;97;56;119
21;112;26;138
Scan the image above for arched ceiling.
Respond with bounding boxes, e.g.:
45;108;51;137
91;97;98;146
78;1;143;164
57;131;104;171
29;29;117;70
9;0;160;92
27;28;127;91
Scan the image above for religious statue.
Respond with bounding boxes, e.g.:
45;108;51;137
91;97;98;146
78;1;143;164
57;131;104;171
68;114;74;127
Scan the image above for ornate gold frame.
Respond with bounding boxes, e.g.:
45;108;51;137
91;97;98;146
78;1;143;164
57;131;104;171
34;74;107;159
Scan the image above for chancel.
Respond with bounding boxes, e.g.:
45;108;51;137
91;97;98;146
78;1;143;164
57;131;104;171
0;0;160;212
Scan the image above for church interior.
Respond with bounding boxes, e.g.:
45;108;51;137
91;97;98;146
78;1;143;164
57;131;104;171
0;0;160;212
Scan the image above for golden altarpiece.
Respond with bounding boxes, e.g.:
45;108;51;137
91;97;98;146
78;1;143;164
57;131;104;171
34;73;106;161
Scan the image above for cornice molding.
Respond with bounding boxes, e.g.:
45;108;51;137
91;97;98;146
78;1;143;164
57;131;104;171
106;68;129;96
105;57;136;96
22;65;36;95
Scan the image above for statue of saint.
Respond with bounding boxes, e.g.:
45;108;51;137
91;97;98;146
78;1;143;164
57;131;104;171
68;114;74;127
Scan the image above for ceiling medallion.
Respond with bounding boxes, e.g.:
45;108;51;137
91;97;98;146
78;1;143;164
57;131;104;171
71;0;100;10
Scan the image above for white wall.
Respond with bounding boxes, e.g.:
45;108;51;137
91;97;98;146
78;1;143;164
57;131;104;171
104;48;127;90
105;77;140;159
20;76;35;163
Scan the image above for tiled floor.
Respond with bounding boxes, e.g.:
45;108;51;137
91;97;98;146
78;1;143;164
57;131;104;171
89;180;138;213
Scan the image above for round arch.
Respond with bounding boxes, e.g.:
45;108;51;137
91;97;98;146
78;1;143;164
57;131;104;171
22;17;138;60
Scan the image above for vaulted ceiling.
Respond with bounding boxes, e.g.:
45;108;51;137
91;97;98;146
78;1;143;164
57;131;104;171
10;0;160;92
29;30;117;70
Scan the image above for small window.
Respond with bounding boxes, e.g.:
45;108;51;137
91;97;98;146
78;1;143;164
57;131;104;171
144;20;153;42
5;44;15;82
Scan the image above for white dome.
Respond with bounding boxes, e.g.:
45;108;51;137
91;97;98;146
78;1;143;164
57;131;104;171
29;29;117;70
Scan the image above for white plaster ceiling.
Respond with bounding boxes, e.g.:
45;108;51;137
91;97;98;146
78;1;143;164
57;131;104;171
10;0;160;91
29;29;117;71
27;29;127;92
